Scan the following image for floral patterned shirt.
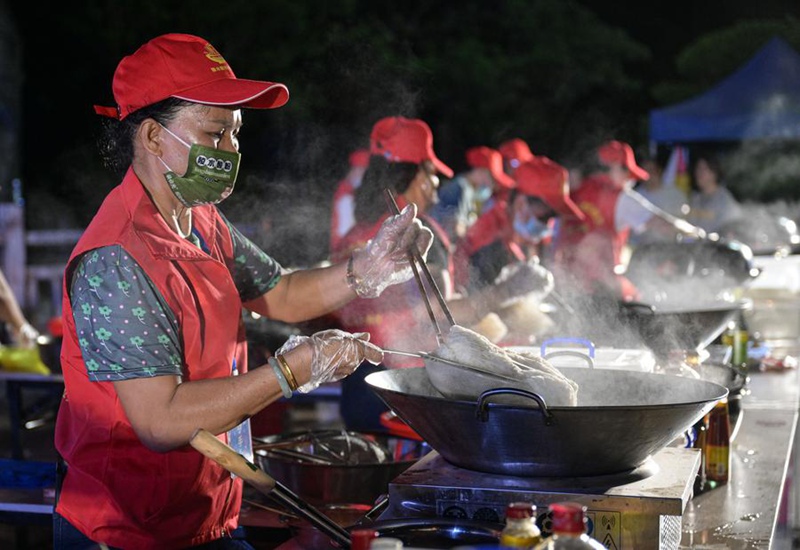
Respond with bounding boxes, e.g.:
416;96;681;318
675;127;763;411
69;219;281;382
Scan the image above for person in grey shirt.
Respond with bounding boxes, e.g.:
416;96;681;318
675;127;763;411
687;153;743;234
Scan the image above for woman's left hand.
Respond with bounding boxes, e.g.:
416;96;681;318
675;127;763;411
279;329;383;393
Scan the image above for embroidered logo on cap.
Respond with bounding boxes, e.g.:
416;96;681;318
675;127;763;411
204;43;231;73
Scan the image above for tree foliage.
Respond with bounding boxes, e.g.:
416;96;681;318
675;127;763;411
649;18;800;203
652;17;800;105
9;0;655;262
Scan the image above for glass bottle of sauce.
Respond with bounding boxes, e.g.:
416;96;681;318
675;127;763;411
705;398;731;487
500;502;542;548
533;502;605;549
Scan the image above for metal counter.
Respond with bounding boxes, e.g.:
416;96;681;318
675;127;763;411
680;362;800;549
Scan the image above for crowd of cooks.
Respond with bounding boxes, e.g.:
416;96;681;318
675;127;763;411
42;31;749;550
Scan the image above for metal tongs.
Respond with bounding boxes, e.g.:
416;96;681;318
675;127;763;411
190;428;351;548
384;188;455;344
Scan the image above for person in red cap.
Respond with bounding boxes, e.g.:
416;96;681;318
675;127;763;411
329;148;370;254
54;34;434;550
430;145;516;241
331;117;544;430
498;138;535;174
453;156;579;295
552;140;703;305
494;138;535;207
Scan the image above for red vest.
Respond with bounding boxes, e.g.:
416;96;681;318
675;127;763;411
55;168;247;549
332;197;453;367
554;174;635;298
453;201;525;289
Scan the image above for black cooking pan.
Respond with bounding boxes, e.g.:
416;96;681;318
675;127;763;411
617;298;751;357
253;431;429;505
624;238;760;294
365;366;726;477
287;516;503;549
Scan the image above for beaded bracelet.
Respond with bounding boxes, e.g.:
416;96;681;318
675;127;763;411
268;356;293;399
275;354;299;391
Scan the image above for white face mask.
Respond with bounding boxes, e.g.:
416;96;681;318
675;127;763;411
421;170;440;205
513;213;549;241
475;185;493;203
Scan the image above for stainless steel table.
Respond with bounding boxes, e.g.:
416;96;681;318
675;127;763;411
681;360;800;549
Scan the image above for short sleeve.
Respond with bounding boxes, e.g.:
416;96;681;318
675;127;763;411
221;216;283;301
69;245;183;382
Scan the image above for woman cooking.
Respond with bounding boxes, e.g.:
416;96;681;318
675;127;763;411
53;34;432;549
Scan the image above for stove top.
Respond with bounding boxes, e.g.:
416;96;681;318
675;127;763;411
381;445;701;550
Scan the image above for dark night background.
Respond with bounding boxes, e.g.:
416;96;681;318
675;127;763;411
5;0;800;265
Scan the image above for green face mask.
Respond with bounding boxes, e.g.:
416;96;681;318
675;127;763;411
160;125;241;207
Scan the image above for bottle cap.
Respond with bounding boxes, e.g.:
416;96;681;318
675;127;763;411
550;502;586;534
506;501;535;519
351;528;378;550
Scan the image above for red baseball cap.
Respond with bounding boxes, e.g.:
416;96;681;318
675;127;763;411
465;146;515;189
370;116;454;178
498;138;534;169
515;157;585;220
598;140;649;181
94;33;290;120
349;149;371;168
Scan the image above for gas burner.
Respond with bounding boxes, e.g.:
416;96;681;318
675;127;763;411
398;452;661;493
380;446;701;550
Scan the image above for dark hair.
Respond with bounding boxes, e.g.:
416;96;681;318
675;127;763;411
97;98;194;177
354;155;419;225
692;152;724;180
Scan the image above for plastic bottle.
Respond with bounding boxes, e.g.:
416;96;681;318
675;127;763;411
500;502;542;548
705;398;731;487
533;502;605;549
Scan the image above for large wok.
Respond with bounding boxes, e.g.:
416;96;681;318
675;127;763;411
254;431;429;505
618;299;752;357
365;367;726;477
624;239;760;293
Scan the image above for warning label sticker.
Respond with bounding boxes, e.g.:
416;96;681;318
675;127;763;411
586;510;620;549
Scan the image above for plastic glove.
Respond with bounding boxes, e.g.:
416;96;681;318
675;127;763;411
349;204;434;298
493;259;555;307
277;329;383;393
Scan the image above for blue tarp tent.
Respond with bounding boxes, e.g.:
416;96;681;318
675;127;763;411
650;37;800;143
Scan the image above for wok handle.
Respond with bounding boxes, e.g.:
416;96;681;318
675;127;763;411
475;388;554;425
190;428;276;494
190;429;352;548
619;301;657;315
543;350;595;369
540;337;595;358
